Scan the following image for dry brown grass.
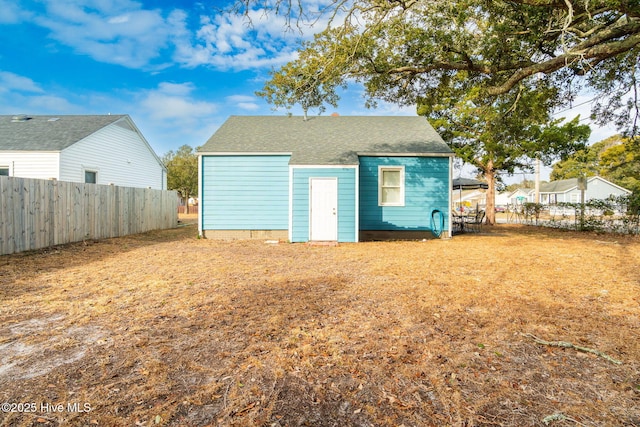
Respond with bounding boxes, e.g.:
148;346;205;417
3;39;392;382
1;221;639;426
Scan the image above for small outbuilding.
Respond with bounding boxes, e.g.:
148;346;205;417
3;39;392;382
198;115;453;242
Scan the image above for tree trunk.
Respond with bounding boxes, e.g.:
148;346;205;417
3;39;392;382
485;166;496;225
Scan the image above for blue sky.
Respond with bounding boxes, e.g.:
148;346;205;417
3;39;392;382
0;0;617;181
0;0;409;156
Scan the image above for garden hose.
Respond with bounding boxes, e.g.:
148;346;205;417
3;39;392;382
430;209;444;238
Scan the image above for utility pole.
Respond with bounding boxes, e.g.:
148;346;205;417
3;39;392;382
579;174;587;230
534;157;541;204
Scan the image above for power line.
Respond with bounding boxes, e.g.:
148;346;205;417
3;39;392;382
552;96;599;116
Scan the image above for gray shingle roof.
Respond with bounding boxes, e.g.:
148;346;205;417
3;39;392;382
199;116;453;164
0;115;127;151
539;178;579;193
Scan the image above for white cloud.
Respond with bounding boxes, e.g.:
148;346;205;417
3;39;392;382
173;9;306;71
237;102;260;111
0;0;28;23
132;83;222;154
24;95;76;112
0;69;218;154
155;82;195;97
10;0;321;72
107;14;130;24
0;71;92;115
0;71;45;93
226;95;261;111
139;82;218;123
30;0;184;69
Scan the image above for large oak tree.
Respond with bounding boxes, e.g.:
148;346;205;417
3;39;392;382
254;0;618;223
247;0;640;130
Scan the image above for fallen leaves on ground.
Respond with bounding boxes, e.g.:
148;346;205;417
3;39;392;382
1;222;639;426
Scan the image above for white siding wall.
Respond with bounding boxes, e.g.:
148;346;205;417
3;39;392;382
60;122;165;189
547;181;630;204
586;178;631;200
0;151;60;179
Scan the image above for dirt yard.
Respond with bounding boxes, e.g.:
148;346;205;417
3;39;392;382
0;220;639;426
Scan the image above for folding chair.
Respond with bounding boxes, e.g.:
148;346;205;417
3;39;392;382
465;210;485;232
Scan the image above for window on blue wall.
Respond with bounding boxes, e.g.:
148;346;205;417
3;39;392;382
379;166;405;206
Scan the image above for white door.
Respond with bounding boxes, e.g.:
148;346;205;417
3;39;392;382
310;178;338;241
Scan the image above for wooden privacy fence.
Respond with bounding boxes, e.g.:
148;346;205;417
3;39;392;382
0;176;178;255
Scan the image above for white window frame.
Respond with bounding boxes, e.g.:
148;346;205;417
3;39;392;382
84;169;98;184
378;166;405;206
0;166;10;177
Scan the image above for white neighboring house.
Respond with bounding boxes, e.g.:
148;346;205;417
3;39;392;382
536;176;631;204
494;191;511;208
507;188;533;207
453;189;486;211
0;114;166;189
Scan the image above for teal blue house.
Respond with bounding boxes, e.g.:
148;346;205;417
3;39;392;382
197;116;453;242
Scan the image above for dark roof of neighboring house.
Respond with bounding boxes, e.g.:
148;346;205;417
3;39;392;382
539;178;580;193
540;176;632;194
199;115;453;164
0;114;127;151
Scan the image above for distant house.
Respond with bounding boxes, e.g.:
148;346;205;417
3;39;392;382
198;115;454;242
507;188;533;207
0;114;166;189
537;176;631;204
453;189;486;212
494;191;511;208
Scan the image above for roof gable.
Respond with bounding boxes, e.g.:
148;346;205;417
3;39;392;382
0;115;126;151
505;188;533;198
198;116;453;164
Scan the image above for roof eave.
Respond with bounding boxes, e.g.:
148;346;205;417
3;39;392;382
0;149;61;153
198;151;293;156
357;152;454;157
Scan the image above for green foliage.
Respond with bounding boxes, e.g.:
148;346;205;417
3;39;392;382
256;0;618;223
504;180;536;192
256;36;347;116
257;0;640;133
522;202;545;224
549;194;640;233
163;145;198;208
253;0;638;225
417;82;590;224
551;135;640;193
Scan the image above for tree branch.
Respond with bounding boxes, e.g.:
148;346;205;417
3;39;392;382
386;61;493;76
524;333;623;365
488;28;640;95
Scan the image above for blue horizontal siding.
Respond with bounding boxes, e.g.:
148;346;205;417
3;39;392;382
201;155;290;230
359;157;450;231
291;168;357;242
